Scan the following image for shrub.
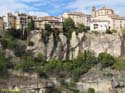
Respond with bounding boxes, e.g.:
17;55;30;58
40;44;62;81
0;51;10;78
15;56;35;72
14;45;27;57
85;26;90;31
63;17;75;31
45;24;53;32
98;52;115;68
28;41;34;46
0;39;8;49
106;29;112;34
76;24;86;33
6;28;22;39
87;88;95;93
112;57;125;70
34;53;46;66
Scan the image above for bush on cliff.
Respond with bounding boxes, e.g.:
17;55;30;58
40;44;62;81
112;57;125;70
76;24;90;33
0;51;10;78
6;28;22;39
98;52;115;68
87;88;95;93
63;17;75;32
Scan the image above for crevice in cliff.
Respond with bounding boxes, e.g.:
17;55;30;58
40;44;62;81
63;31;72;60
49;32;60;59
78;33;87;53
118;32;125;56
41;31;51;60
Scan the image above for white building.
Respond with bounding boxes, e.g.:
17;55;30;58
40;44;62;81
91;6;125;32
90;20;110;31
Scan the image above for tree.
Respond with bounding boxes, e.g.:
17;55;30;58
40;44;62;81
6;28;22;39
76;24;90;33
77;24;86;33
28;18;35;31
87;88;95;93
45;24;53;32
63;17;75;31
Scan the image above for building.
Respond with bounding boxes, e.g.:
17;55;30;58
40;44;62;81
34;16;63;31
0;17;4;31
91;6;125;31
15;12;29;30
63;12;91;26
3;13;16;29
90;20;110;31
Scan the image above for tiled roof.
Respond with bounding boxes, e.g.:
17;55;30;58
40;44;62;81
67;12;86;16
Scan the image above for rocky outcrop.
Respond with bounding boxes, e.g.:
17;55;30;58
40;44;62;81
77;69;125;93
27;31;122;60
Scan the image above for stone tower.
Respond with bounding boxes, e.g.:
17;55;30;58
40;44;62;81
92;6;96;17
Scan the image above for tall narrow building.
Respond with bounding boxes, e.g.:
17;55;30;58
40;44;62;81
92;6;96;18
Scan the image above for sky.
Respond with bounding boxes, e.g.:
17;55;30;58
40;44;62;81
0;0;125;17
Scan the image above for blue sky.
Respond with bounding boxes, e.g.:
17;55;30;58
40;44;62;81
0;0;125;16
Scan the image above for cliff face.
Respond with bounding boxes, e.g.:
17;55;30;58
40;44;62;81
27;31;122;60
77;69;125;93
1;30;125;93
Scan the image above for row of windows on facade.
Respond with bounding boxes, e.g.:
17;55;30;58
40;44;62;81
96;11;112;16
94;24;125;29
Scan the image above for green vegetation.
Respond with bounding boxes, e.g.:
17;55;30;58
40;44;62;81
106;29;117;34
87;88;95;93
45;24;53;32
63;17;75;32
112;57;125;70
106;29;113;34
76;24;90;33
6;47;125;82
0;51;10;78
6;28;22;39
98;52;115;68
15;56;35;72
28;41;34;46
28;18;35;31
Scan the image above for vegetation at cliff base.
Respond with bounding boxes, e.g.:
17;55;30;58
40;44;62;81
13;50;122;82
0;51;10;78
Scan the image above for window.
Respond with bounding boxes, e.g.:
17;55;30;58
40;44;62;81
94;24;98;29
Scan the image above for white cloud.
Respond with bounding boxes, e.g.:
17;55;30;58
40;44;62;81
29;11;49;17
0;0;49;16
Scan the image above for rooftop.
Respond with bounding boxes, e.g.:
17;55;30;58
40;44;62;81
67;12;86;16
